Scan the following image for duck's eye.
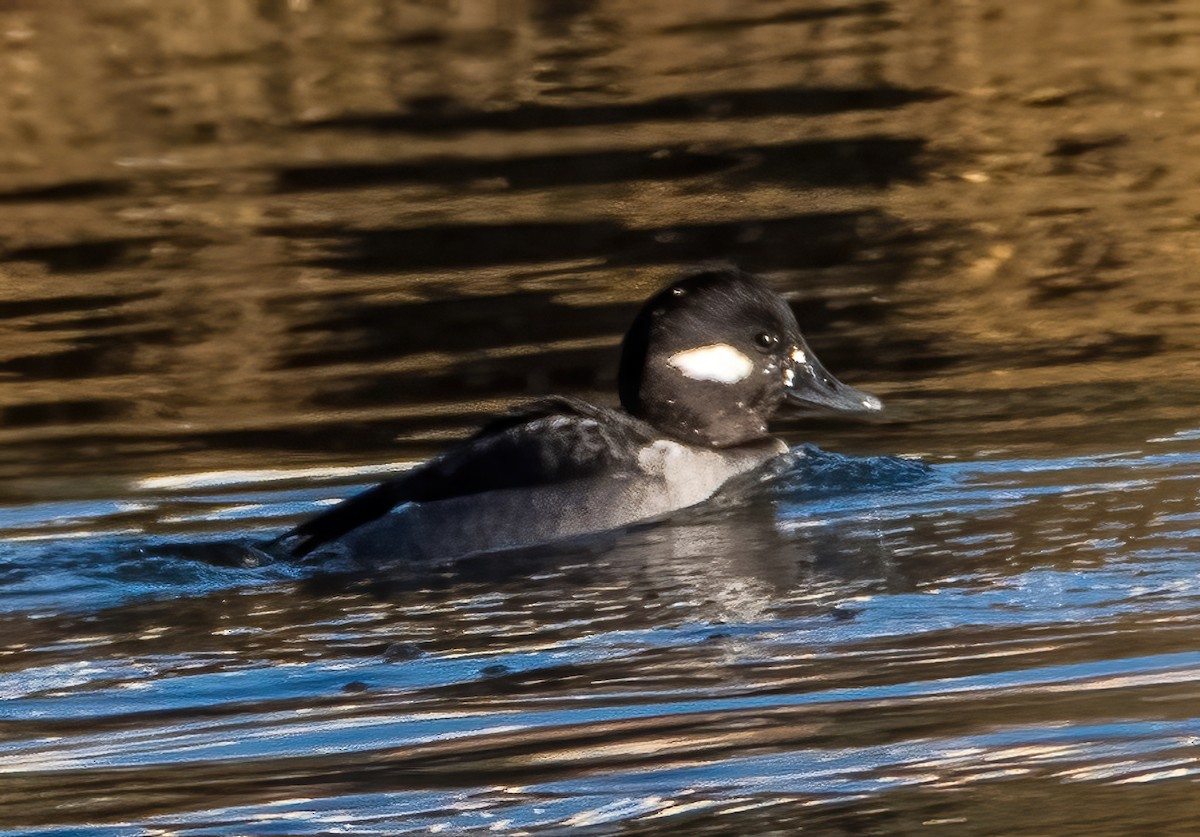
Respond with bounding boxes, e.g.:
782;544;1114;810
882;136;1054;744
753;331;779;352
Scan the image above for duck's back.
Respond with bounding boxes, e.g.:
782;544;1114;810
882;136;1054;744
279;397;784;564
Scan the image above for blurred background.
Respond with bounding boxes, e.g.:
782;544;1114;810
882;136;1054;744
3;2;1200;835
2;0;1198;495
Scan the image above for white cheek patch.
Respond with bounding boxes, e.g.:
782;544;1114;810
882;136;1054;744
791;347;808;365
668;343;754;384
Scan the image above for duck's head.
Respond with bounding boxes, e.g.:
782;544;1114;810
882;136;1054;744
619;267;882;447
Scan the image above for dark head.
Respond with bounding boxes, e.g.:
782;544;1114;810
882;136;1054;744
619;267;881;447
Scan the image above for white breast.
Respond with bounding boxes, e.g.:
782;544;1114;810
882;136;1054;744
336;438;786;565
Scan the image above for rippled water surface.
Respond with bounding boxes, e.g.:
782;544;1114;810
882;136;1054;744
2;0;1200;833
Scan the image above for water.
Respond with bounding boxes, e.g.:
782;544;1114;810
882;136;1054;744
2;0;1200;833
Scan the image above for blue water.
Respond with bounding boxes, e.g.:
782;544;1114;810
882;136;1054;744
3;443;1198;834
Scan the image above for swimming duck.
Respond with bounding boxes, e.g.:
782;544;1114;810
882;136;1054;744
273;267;881;563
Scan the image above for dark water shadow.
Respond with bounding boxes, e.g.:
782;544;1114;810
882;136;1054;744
1;234;211;274
274;137;927;194
279;291;631;367
267;210;921;274
659;0;893;34
0;179;131;204
299;83;945;134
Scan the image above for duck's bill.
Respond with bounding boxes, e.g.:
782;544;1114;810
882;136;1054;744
783;345;883;415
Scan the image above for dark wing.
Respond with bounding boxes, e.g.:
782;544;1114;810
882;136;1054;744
273;398;653;558
462;396;621;441
270;478;417;559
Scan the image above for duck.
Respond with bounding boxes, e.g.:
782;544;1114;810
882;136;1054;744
271;266;882;564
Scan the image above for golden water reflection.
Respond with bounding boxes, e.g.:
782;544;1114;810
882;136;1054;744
0;0;1197;490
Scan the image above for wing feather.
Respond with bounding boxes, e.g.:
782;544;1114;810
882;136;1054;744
273;398;652;558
